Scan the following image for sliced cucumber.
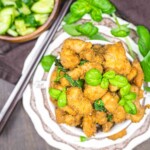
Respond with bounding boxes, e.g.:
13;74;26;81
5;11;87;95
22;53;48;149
19;3;31;15
0;7;16;23
15;19;36;36
7;29;18;36
34;14;49;25
31;0;54;14
0;15;11;34
1;0;16;7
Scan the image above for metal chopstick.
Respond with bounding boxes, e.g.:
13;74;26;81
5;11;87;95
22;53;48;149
0;0;73;134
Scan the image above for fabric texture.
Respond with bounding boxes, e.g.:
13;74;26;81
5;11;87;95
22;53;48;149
0;0;150;84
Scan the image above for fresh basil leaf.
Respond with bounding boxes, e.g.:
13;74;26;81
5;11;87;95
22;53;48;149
141;51;150;82
63;12;82;24
63;24;81;36
76;22;98;37
75;79;84;88
64;74;76;86
137;25;150;57
90;7;102;22
79;60;88;65
41;55;56;72
92;0;116;14
107;114;113;122
55;59;68;72
144;86;150;92
111;24;130;37
125;101;137;115
70;1;91;17
94;99;107;112
90;32;108;41
64;74;84;88
80;136;88;142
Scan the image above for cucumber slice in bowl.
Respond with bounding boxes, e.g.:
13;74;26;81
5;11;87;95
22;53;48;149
1;0;16;7
0;7;15;34
34;14;49;25
31;0;54;14
0;15;11;34
15;19;36;36
7;29;18;37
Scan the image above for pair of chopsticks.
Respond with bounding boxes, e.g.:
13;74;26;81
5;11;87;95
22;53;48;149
0;0;74;133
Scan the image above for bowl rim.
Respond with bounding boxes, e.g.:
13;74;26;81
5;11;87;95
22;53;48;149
0;0;61;43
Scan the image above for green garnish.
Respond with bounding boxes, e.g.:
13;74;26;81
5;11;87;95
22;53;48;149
80;136;88;142
94;99;106;112
41;55;56;72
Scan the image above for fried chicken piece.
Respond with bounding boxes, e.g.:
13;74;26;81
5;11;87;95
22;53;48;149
53;83;64;90
81;62;103;74
67;62;103;80
55;108;82;126
60;48;80;69
67;67;83;80
113;106;126;123
108;129;127;140
102;122;114;132
109;85;119;92
127;67;137;81
79;48;95;62
130;85;144;100
132;59;144;88
60;106;77;116
67;87;93;115
84;84;107;103
79;48;104;63
63;38;92;54
60;77;70;87
82;115;96;137
103;42;132;76
95;111;107;125
102;92;119;113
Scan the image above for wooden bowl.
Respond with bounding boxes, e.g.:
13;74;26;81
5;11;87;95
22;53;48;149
0;0;61;43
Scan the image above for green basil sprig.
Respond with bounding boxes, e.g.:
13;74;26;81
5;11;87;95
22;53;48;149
141;50;150;82
64;74;84;88
137;25;150;57
111;14;130;37
92;0;116;14
41;55;56;72
94;99;107;112
63;22;108;41
64;0;116;24
80;136;88;142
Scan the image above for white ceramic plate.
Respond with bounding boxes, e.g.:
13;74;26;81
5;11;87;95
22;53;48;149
22;15;150;150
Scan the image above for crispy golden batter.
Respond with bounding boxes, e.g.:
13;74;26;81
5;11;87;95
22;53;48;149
84;84;107;103
103;42;132;76
113;106;126;123
55;109;81;126
108;129;127;140
67;87;93;115
127;67;137;81
102;122;114;132
82;115;96;137
132;59;144;88
102;92;119;113
60;48;80;69
63;38;92;54
95;111;107;125
109;85;119;92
